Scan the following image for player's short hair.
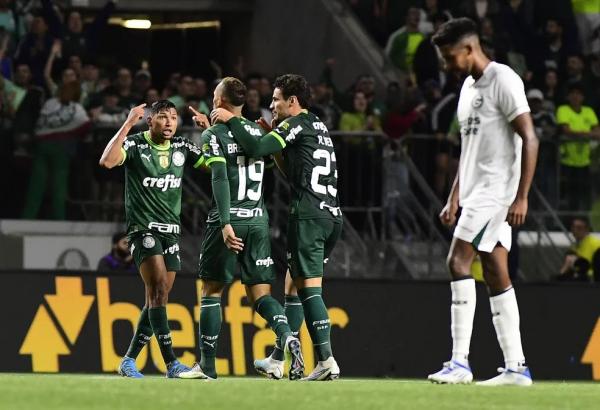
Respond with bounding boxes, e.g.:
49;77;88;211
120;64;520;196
274;74;310;108
220;76;247;106
432;17;478;47
150;99;176;115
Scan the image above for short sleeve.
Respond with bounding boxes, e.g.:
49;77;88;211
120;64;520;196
495;69;530;122
182;139;204;168
272;116;303;145
120;135;137;166
556;105;570;125
201;129;226;166
587;107;599;127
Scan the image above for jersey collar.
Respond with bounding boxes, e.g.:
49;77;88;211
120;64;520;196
143;130;171;150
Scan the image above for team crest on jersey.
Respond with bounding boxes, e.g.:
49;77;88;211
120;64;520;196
158;152;169;168
472;94;483;108
142;235;156;249
173;151;185;167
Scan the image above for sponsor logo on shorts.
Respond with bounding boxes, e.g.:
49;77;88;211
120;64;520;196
148;221;180;234
173;151;185;167
142;174;182;191
231;207;263;218
256;257;274;267
319;201;341;216
163;243;179;255
142;235;155;249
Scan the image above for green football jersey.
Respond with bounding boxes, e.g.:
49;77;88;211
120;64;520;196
271;110;341;220
201;119;269;227
120;130;204;235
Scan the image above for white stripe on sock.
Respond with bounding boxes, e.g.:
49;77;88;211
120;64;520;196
201;303;221;308
302;294;320;302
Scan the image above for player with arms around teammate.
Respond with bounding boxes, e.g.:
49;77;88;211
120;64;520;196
212;74;342;381
427;18;538;386
99;100;208;379
180;77;305;380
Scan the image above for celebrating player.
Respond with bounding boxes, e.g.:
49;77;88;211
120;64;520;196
180;77;305;380
427;18;538;386
99;100;208;379
211;74;342;381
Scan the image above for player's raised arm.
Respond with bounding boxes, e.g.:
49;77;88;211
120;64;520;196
211;108;285;157
99;103;146;169
508;113;539;226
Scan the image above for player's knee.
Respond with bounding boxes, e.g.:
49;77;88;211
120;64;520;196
148;282;170;305
447;254;470;277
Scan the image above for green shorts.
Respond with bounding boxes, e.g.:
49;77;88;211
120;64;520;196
128;230;181;272
287;217;342;279
198;224;274;285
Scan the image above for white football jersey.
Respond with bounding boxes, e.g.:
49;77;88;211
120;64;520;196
456;62;530;208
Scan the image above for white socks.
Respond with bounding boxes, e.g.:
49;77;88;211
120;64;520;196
450;278;476;365
490;288;526;370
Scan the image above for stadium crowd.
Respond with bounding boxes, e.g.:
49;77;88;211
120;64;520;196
1;0;600;227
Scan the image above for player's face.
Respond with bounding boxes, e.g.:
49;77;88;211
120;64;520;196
438;44;471;74
571;220;589;241
270;87;291;122
149;108;178;139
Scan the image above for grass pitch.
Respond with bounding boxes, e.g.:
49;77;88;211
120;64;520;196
1;374;597;410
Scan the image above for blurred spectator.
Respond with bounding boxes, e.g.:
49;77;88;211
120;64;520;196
339;90;381;133
14;14;53;87
131;68;151;102
556;83;600;211
539;18;572;74
41;0;116;61
2;62;44;156
97;231;135;272
383;84;426;139
0;0;25;42
479;16;508;63
81;60;100;105
114;67;136;109
562;54;593;99
192;77;211;115
455;0;501;23
385;7;425;76
168;74;194;111
417;0;453;35
43;40;82;102
528;88;558;207
22;80;90;219
242;88;272;124
89;86;127;126
572;0;600;55
161;72;180;99
310;80;341;131
258;76;272;109
557;217;600;282
354;74;385;117
541;68;560;112
413;12;450;88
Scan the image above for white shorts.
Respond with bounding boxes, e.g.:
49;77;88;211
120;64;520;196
454;204;512;252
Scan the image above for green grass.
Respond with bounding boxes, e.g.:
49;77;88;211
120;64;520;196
1;374;597;410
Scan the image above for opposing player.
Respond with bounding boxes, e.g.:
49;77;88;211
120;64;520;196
427;18;538;386
99;100;208;379
180;77;305;380
211;74;342;381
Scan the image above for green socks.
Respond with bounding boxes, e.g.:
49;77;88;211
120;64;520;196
125;306;153;359
298;287;332;362
199;296;222;378
254;295;292;351
148;306;177;365
271;295;304;361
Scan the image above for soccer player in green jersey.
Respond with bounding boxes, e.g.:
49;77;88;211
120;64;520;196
180;77;305;380
99;100;208;379
211;74;342;381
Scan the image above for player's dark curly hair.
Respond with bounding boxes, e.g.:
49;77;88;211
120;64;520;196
221;76;247;106
150;99;176;115
432;17;478;47
274;74;310;108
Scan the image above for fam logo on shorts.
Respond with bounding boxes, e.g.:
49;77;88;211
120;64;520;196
142;235;156;249
172;151;185;167
472;94;484;108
